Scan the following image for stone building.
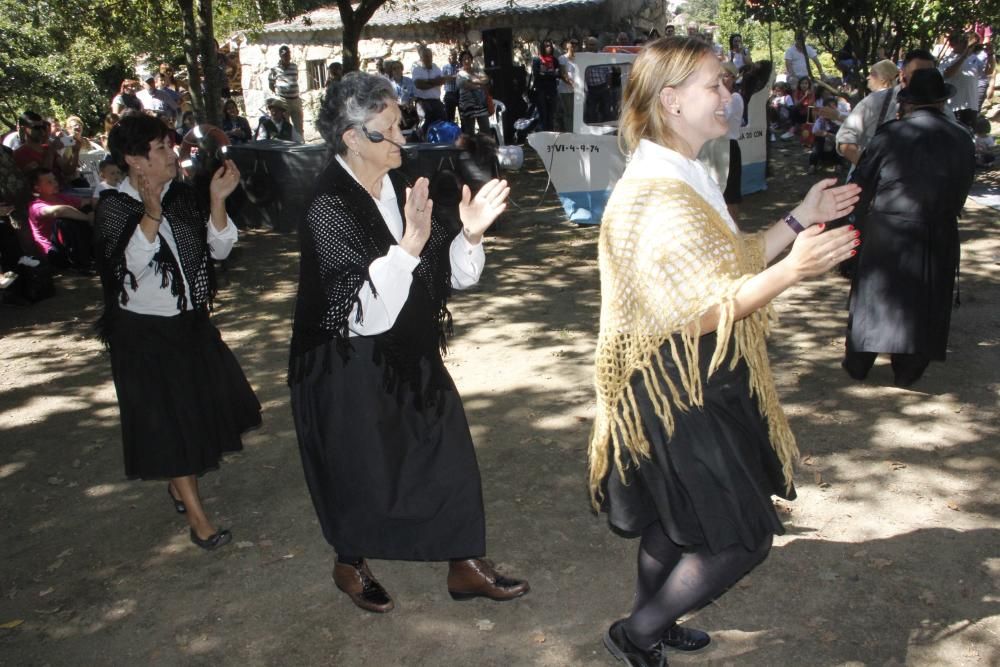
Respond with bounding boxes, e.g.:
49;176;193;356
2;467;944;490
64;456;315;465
237;0;667;140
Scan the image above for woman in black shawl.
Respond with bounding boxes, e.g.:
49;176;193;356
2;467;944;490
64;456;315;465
96;115;261;551
289;72;528;613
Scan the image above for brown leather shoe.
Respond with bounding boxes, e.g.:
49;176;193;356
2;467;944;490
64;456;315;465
333;560;394;613
447;558;530;601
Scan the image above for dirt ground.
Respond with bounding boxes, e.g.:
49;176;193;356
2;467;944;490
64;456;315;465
1;141;998;667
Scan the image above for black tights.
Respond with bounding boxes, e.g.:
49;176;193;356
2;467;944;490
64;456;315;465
623;521;773;649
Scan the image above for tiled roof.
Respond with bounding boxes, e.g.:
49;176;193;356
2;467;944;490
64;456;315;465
264;0;605;33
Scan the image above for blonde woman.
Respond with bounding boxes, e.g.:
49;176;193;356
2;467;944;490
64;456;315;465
591;37;861;665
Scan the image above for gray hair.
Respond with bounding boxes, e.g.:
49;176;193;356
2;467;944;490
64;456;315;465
317;71;395;154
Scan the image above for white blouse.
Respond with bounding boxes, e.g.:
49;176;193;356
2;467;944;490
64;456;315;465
120;177;238;317
625;139;740;233
335;155;485;337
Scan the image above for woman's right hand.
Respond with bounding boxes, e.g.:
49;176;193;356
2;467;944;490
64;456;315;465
132;168;162;221
784;223;859;280
400;177;432;258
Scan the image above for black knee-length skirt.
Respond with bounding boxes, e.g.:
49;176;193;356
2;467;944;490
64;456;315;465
109;308;262;480
603;332;794;554
290;339;486;561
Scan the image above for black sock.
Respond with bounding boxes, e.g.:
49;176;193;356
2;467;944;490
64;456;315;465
624;528;772;649
337;554;363;566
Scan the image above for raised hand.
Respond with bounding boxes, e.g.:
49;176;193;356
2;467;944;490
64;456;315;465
792;178;862;227
209;159;241;202
400;177;433;258
459;178;510;244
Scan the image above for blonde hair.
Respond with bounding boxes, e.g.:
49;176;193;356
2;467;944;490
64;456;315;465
619;36;714;155
869;59;899;86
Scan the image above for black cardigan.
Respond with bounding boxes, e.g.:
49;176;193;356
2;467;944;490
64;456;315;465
288;156;458;386
95;181;216;343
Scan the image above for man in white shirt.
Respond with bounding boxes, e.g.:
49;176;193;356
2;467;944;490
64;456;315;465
940;31;984;129
411;47;449;125
137;75;172;114
784;32;825;88
441;50;460;124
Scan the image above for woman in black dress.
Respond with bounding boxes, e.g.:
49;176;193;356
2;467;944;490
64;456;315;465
289;72;528;613
592;37;862;665
96;114;261;550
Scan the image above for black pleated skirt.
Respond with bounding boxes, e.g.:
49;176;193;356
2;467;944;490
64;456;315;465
290;339;486;561
603;332;794;554
108;308;262;480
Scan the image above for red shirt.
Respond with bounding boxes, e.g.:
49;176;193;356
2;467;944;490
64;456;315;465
13;143;54;172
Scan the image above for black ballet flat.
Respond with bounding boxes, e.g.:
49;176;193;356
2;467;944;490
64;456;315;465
189;528;232;551
662;623;711;652
167;485;186;514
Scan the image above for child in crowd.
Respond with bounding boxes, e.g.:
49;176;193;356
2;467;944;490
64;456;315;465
808;97;842;173
27;168;94;271
93;156;123;199
768;82;794;139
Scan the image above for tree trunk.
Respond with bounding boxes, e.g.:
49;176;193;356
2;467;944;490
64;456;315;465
178;0;204;121
177;0;223;126
337;0;388;72
197;0;223;125
342;22;362;72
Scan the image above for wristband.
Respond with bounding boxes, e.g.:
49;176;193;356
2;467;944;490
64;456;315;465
783;213;805;234
144;211;162;223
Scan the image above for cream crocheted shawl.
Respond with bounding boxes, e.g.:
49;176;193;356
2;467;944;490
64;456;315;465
588;174;798;507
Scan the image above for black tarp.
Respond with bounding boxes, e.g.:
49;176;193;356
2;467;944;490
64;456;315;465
227;140;499;234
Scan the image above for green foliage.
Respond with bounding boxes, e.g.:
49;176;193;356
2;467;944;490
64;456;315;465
747;0;1000;71
0;0;327;132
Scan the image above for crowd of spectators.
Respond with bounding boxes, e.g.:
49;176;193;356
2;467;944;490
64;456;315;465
765;27;996;175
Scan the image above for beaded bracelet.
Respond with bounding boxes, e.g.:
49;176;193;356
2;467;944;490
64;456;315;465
783;213;805;234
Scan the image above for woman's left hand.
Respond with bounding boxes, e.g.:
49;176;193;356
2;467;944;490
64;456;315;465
792;178;861;226
459;178;510;244
209;159;241;201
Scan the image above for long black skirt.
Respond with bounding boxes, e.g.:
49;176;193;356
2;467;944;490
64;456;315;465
109;308;261;480
290;339;486;561
723;139;743;204
603;332;794;554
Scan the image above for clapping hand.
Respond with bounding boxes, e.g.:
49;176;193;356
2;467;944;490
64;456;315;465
209;159;241;202
792;178;862;227
400;177;433;258
459;179;510;244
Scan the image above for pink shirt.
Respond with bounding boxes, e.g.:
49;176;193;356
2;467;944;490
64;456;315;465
28;193;83;254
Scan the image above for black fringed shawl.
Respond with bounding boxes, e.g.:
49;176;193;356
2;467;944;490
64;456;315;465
95;180;216;344
288;157;458;398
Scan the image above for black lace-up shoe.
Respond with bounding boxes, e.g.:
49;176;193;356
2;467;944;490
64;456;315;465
604;619;668;666
662;623;710;651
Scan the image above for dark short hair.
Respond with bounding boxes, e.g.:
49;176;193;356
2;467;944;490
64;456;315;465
317;71;395;155
19;111;43;128
107;114;172;172
98;155;118;171
30;167;55;185
279;45;290;54
903;48;936;65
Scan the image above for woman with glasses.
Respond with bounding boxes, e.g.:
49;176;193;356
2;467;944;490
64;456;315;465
288;72;527;614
